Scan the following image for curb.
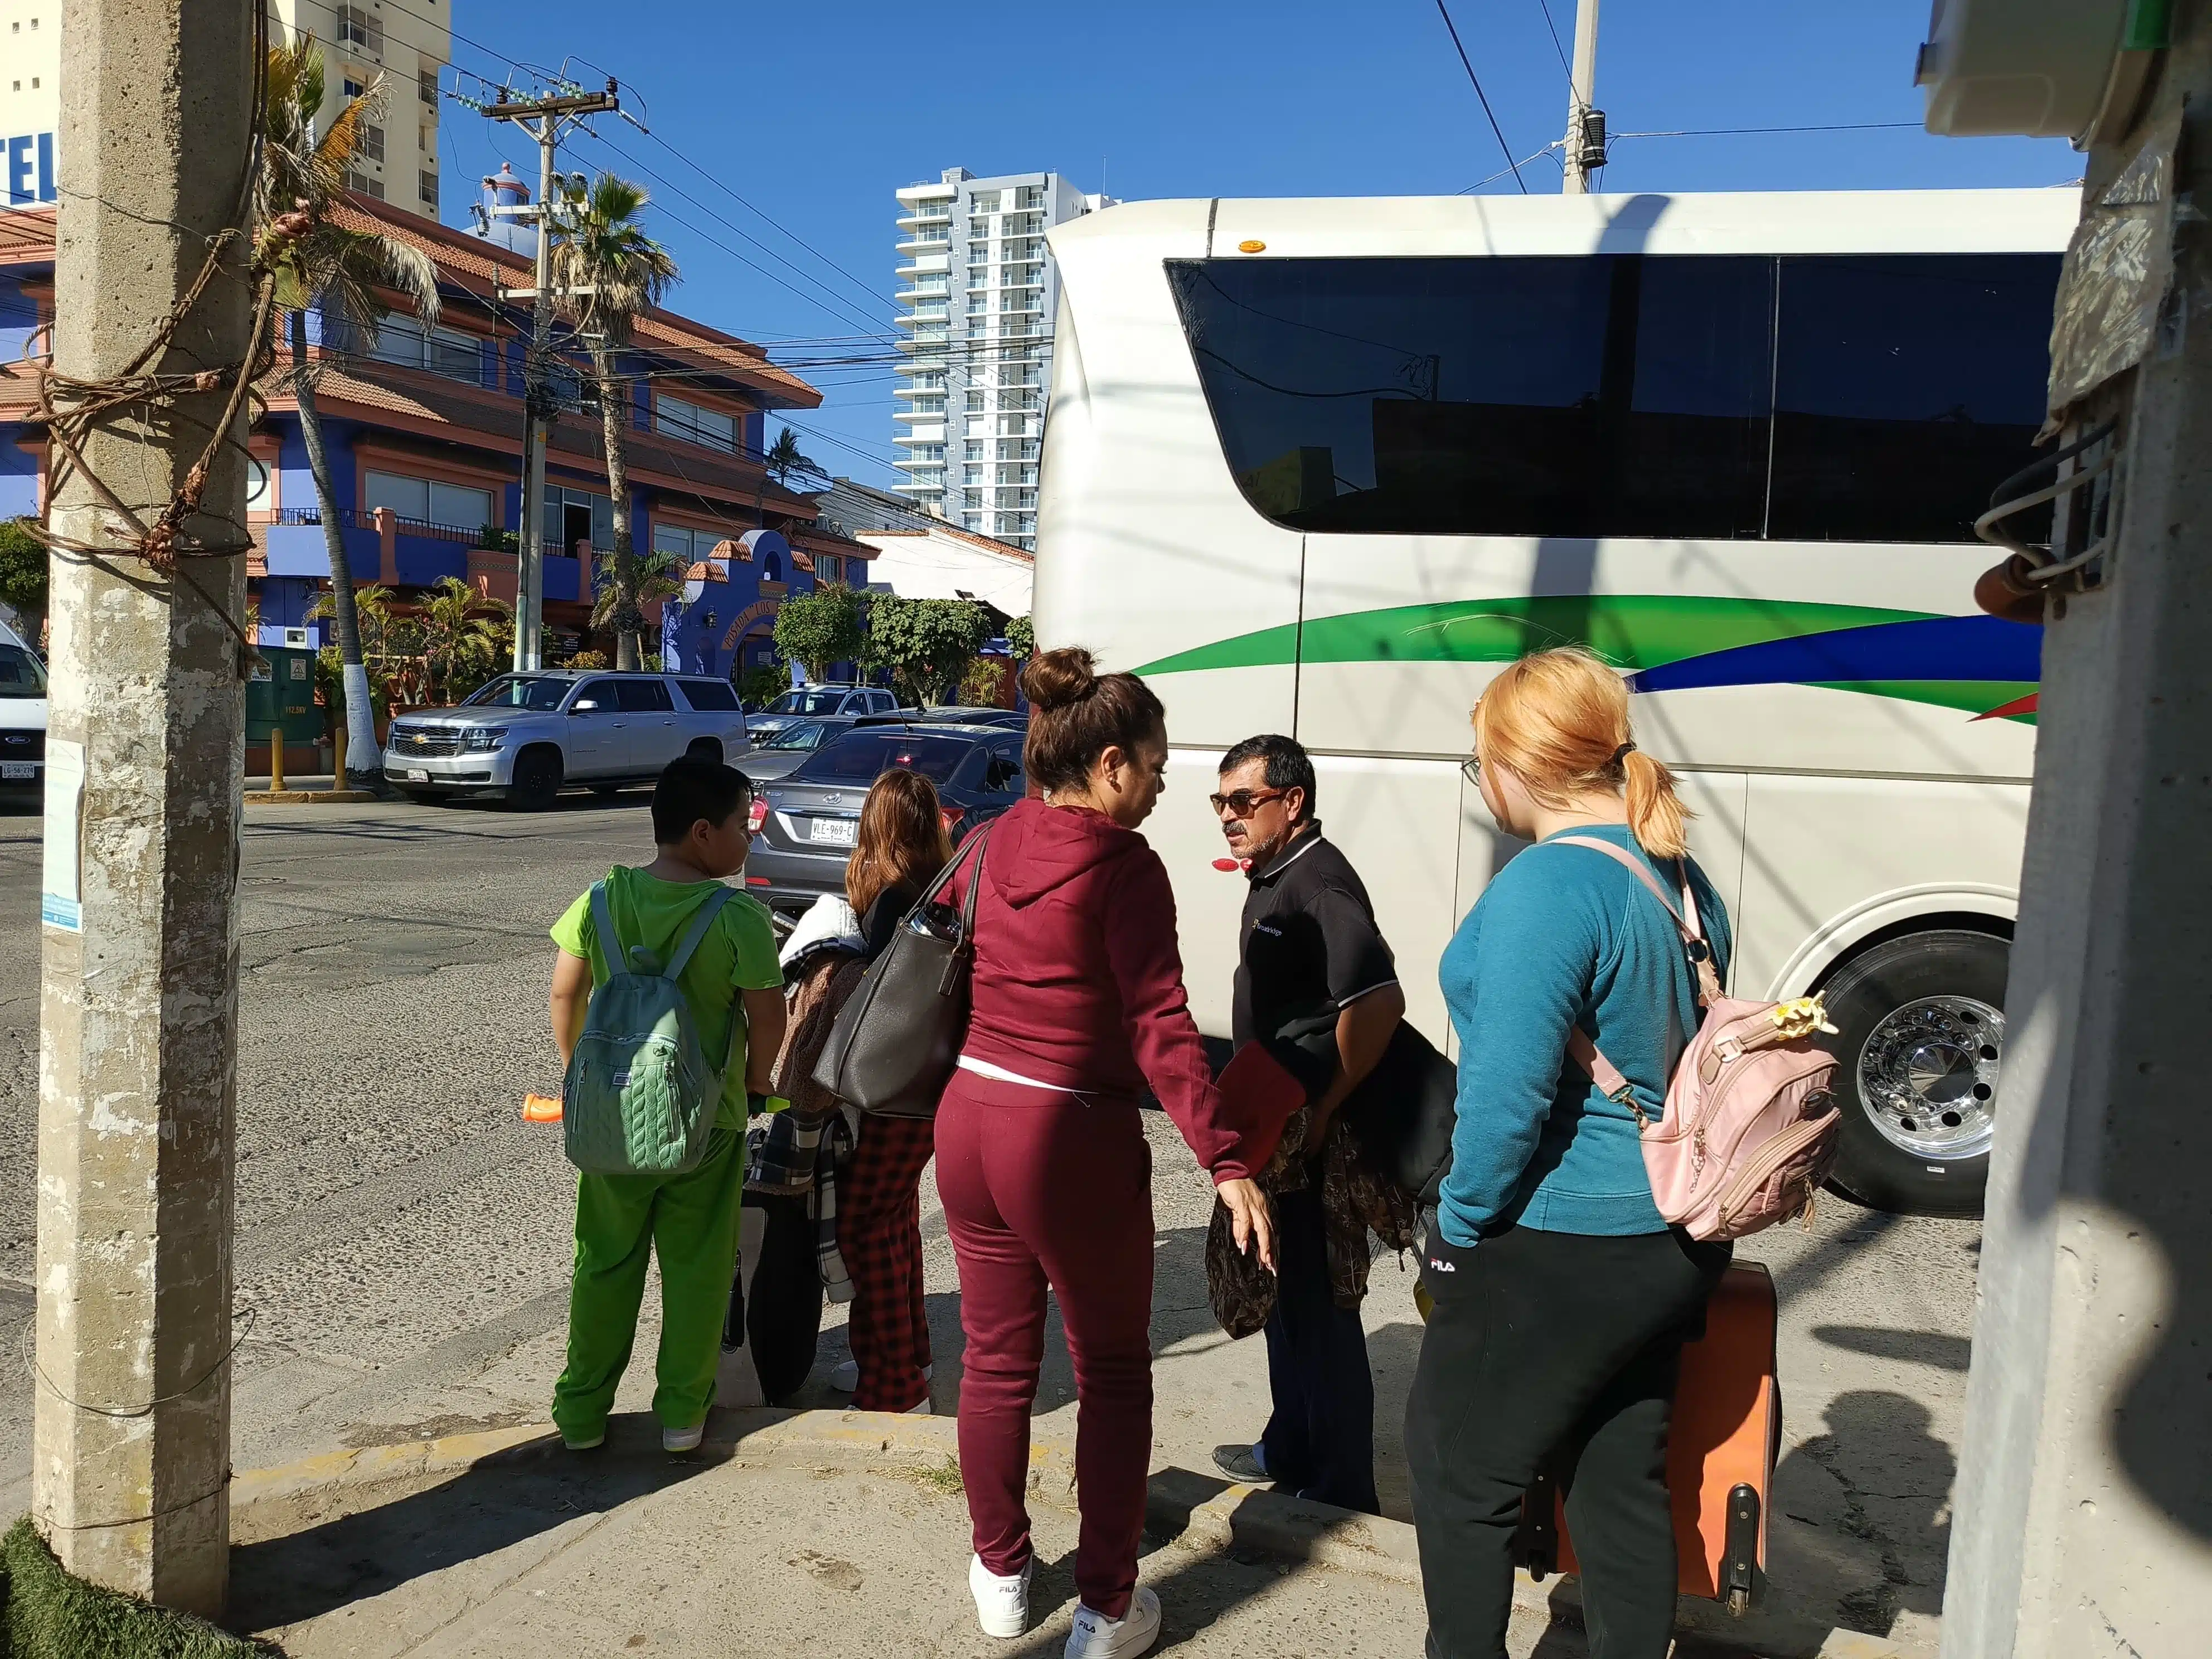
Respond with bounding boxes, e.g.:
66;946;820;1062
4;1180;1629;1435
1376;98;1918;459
244;788;378;804
231;1410;1932;1659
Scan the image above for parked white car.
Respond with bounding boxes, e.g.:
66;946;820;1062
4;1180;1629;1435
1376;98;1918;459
745;683;901;742
0;617;45;799
385;671;750;810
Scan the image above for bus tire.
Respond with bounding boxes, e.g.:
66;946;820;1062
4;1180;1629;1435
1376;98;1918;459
1822;928;2007;1217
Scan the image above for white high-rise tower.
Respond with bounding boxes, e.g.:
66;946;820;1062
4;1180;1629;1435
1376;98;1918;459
891;167;1112;551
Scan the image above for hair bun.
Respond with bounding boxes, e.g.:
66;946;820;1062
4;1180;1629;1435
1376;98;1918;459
1020;646;1097;712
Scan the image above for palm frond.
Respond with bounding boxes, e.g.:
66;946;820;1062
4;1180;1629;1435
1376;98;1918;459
546;172;679;343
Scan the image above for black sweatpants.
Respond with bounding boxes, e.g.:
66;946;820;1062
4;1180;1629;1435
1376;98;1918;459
1405;1222;1730;1659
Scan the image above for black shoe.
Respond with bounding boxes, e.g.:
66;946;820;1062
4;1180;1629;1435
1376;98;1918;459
1211;1443;1270;1483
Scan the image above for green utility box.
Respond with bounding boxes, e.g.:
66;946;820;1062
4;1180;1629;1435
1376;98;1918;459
246;646;321;747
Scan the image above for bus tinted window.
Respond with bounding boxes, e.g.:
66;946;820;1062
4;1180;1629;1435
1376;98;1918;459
1768;254;2060;544
1170;251;2059;545
1170;255;1773;539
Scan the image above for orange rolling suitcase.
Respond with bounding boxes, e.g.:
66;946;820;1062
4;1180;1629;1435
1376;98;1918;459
1514;1259;1779;1614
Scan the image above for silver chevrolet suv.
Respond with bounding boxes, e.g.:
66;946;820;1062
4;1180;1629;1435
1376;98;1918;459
384;671;751;810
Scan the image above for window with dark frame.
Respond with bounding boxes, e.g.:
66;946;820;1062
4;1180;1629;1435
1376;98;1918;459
1168;250;2061;546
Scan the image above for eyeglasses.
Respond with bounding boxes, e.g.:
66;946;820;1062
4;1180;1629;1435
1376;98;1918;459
1209;788;1288;817
1460;755;1482;787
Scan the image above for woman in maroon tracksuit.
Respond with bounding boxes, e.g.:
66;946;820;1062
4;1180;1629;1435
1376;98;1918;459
938;647;1276;1659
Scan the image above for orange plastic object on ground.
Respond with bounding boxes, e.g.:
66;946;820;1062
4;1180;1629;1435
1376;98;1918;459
522;1093;563;1123
1515;1260;1779;1614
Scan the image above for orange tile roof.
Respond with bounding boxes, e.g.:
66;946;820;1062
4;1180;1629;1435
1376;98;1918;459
0;201;821;410
329;197;821;408
858;525;1035;564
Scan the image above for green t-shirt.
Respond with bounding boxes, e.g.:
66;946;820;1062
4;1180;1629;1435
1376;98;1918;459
551;866;783;1127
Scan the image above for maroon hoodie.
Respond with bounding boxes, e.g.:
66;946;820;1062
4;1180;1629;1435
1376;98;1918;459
947;797;1251;1182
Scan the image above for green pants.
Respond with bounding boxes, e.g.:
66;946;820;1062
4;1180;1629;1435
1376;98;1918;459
552;1119;744;1439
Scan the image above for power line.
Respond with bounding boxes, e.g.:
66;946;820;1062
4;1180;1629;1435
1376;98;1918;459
1612;120;1923;139
1433;0;1529;195
633;125;891;322
1533;0;1574;81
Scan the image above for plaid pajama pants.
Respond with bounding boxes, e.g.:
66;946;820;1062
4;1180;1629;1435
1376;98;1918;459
836;1112;936;1412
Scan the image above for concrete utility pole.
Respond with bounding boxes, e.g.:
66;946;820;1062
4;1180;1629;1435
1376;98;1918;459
484;84;615;671
1560;0;1604;194
35;0;254;1618
1942;7;2212;1656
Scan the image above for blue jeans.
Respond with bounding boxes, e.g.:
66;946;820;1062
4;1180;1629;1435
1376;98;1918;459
1260;1182;1380;1515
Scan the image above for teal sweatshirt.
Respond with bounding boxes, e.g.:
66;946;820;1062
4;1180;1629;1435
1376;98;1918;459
1436;823;1732;1247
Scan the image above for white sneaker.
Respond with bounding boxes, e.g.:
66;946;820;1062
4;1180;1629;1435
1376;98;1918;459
1065;1587;1161;1658
830;1358;933;1393
969;1551;1032;1638
662;1422;705;1453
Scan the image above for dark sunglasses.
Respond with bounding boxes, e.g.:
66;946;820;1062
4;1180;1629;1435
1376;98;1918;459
1209;787;1288;817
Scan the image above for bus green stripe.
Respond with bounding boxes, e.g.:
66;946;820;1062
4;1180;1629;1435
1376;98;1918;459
1134;595;1934;677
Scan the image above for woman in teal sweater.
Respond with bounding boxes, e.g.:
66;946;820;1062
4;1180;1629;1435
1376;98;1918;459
1408;648;1734;1659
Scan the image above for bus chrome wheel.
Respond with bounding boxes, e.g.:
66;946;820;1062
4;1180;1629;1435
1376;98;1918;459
1857;995;2002;1162
1820;929;2009;1217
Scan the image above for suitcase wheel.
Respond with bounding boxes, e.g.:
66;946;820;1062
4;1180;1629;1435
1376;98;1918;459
1721;1482;1763;1616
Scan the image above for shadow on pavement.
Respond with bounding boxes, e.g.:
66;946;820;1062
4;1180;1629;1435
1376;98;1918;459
226;1421;721;1633
1808;1323;1972;1372
1769;1389;1954;1638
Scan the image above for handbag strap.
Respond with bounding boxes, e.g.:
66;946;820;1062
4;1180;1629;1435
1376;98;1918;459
1549;835;1720;1122
902;820;996;953
1549;835;1721;1005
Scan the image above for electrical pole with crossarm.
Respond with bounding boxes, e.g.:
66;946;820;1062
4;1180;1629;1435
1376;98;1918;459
1560;0;1607;193
481;81;617;670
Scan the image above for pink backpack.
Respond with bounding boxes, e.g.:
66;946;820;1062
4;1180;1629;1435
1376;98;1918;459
1553;836;1842;1241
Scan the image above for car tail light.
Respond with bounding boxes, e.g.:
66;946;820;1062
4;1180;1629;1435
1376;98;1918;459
748;796;769;833
940;807;966;833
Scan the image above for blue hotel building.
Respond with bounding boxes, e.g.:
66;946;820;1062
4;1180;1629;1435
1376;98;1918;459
0;193;873;679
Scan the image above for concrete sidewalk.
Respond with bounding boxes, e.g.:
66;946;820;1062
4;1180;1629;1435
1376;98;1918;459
226;1411;1930;1659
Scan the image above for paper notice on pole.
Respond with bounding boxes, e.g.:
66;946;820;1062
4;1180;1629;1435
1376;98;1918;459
41;738;83;932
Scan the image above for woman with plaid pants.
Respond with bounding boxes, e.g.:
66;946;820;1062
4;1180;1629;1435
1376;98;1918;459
836;1111;936;1410
830;769;954;1413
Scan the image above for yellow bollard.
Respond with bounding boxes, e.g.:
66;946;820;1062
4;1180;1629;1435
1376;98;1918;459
333;722;347;789
268;729;287;793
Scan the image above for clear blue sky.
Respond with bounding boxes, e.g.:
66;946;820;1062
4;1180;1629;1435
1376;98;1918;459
434;0;2079;490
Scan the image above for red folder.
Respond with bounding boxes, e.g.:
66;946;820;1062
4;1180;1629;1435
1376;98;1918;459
1214;1041;1309;1175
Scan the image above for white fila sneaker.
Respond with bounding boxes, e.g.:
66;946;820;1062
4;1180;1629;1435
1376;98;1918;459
1064;1586;1161;1658
969;1552;1032;1639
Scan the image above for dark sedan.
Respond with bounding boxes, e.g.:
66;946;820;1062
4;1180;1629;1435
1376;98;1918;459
744;723;1027;923
737;715;864;784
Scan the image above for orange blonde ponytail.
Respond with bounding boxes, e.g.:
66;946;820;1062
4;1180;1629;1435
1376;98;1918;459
1471;647;1692;859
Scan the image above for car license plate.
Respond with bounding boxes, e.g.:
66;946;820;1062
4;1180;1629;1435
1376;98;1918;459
406;768;430;783
1;763;33;780
809;816;856;847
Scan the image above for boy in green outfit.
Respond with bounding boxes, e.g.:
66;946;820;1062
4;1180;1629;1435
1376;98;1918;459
547;757;787;1453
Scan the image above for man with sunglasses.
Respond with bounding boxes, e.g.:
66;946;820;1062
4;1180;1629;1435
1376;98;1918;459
1210;733;1406;1515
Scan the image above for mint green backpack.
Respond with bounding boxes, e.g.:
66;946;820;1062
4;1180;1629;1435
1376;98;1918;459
562;883;737;1176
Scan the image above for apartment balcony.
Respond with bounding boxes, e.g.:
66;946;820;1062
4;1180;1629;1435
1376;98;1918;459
895;283;950;307
895;229;954;254
896;182;959;207
896;205;954;231
896;254;952;280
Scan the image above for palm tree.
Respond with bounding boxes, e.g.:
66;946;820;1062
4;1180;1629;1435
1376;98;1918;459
415;574;513;702
547;174;679;671
767;427;818;487
259;35;440;787
589;547;686;667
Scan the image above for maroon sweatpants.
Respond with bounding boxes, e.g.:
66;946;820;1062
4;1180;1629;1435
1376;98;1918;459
934;1070;1154;1620
837;1112;935;1413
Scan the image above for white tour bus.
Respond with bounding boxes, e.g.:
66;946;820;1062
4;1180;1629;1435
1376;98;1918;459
1034;188;2073;1215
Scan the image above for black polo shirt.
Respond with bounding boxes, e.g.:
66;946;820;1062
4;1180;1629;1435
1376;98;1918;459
1231;824;1399;1050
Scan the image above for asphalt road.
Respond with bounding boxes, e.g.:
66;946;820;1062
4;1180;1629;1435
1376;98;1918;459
0;794;1977;1650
